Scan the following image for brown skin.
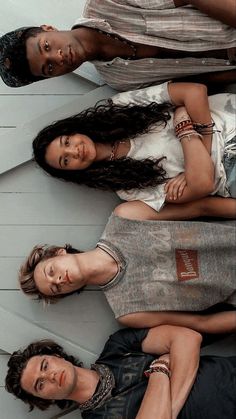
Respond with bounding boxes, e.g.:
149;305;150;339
25;25;91;78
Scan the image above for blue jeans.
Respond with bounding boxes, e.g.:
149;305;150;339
223;136;236;198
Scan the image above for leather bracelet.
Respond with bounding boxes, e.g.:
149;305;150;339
144;365;170;378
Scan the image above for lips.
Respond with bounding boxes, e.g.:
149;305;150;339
69;46;74;66
59;370;65;387
80;144;85;161
65;270;72;284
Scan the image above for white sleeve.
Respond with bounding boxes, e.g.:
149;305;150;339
125;0;175;10
117;184;167;212
112;81;172;107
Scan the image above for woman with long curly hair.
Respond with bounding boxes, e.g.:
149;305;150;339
33;81;236;221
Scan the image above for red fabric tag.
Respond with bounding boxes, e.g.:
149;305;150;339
175;249;199;281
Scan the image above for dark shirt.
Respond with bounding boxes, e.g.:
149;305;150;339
82;328;236;419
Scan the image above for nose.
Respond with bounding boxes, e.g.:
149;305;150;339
42;370;57;383
67;146;79;159
55;275;65;285
49;49;64;66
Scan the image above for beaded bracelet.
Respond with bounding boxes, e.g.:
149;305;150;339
144;365;171;378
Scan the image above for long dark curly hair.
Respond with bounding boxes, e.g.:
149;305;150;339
33;100;174;191
5;339;82;411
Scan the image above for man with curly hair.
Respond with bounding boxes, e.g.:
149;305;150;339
0;1;236;89
5;326;236;418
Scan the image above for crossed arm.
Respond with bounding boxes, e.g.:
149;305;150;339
136;325;202;419
114;81;236;220
120;309;236;334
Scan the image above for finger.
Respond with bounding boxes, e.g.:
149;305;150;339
172;182;182;200
177;181;187;198
167;181;180;200
164;179;175;193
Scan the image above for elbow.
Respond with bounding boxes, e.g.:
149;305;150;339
114;203;131;219
200;179;215;196
190;175;215;198
182;329;203;347
191;83;208;99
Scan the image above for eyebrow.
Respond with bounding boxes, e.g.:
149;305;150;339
34;359;44;393
37;41;47;77
58;136;63;168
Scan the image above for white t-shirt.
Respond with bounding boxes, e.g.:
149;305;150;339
112;83;236;211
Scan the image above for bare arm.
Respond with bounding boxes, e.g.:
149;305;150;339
119;310;236;334
165;84;216;202
166;132;214;203
168;83;213;154
141;326;202;419
136;372;171;419
174;0;236;28
114;197;236;221
176;70;236;87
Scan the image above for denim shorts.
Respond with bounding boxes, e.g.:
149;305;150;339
223;135;236;198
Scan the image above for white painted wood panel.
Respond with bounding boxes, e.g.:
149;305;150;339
0;2;112;417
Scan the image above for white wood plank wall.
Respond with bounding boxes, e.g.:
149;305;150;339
0;2;118;418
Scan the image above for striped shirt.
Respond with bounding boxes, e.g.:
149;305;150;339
73;0;236;91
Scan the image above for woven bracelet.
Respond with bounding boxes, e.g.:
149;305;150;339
150;359;169;369
144;365;170;378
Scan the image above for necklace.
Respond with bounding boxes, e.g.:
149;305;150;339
109;140;126;161
96;29;137;60
78;364;115;412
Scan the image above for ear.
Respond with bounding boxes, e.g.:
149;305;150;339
40;24;58;32
56;248;67;256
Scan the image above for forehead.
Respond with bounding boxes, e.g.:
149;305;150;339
34;258;52;294
20;355;42;393
45;136;61;162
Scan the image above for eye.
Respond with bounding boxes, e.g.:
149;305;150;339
44;41;50;51
65;137;70;146
64;157;69;167
43;361;48;371
48;63;53;75
39;379;45;391
49;267;54;277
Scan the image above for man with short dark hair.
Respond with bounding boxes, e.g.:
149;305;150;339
5;326;236;418
1;0;236;89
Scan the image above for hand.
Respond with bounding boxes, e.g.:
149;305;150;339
165;172;187;200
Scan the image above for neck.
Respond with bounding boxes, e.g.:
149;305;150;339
95;143;113;161
95;140;130;162
73;27;100;60
75;248;118;287
73;27;136;61
69;367;99;404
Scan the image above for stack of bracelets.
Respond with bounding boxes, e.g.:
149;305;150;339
174;117;203;142
175;116;218;142
144;358;171;379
